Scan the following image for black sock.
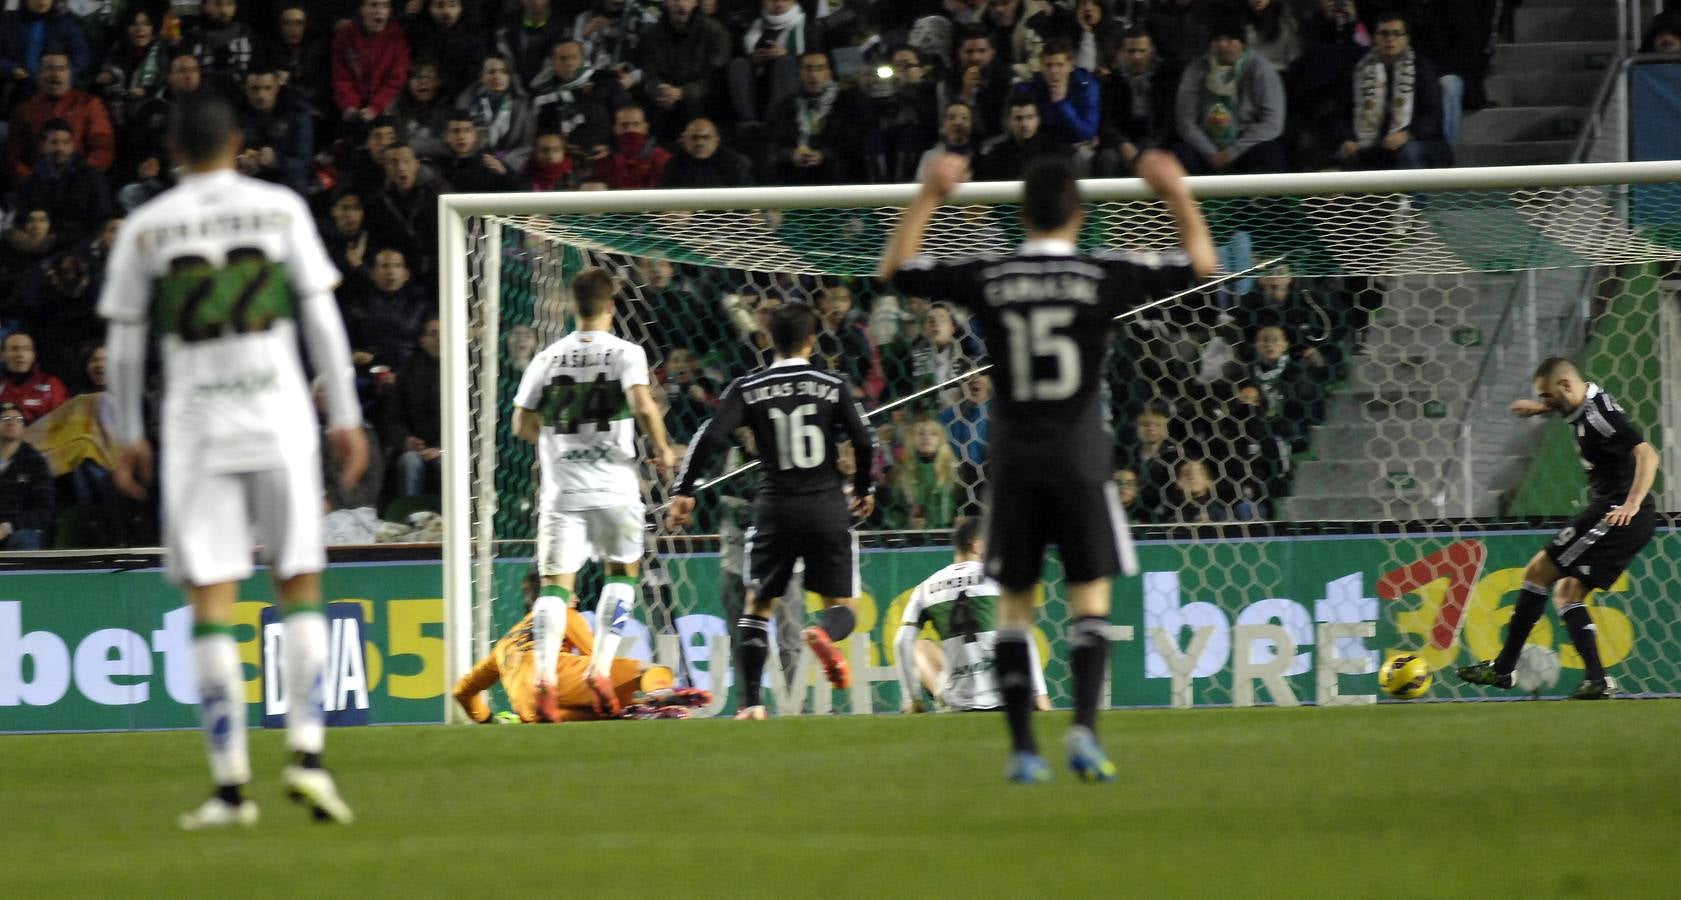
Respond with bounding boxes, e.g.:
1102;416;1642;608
293;750;323;770
1493;583;1549;674
215;784;244;805
817;605;856;642
1561;604;1606;681
1069;616;1110;732
995;629;1037;754
736;615;770;708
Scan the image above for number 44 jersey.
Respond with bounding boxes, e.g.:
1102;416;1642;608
97;170;342;473
515;330;650;512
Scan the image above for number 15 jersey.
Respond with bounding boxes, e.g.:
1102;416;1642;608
515;330;650;511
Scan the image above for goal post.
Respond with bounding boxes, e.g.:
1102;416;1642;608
438;160;1681;719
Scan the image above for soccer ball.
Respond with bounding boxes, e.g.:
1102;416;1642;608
1512;644;1562;694
1379;653;1433;699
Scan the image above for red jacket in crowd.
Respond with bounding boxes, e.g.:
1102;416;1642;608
6;89;115;182
593;133;671;191
331;21;410;117
0;368;68;424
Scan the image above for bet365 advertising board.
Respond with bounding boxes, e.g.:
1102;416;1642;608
1;526;1670;732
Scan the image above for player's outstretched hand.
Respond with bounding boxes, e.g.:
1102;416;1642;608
1136;150;1191;198
1510;398;1548;417
1605;502;1640;527
850;493;875;521
920;153;969;200
328;426;370;492
113;440;154;500
665;495;696;531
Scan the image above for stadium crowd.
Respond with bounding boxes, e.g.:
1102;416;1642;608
0;0;1512;544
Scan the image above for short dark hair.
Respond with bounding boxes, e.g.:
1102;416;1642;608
1374;11;1410;31
446;110;477;127
956;25;993;48
1021;156;1080;232
953;517;983;553
1121;25;1151;43
768;303;820;356
572;267;617;318
169;90;239;165
1534;357;1578;381
1209;16;1247;43
1039;38;1074;61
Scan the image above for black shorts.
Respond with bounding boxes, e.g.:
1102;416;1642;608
982;472;1135;591
1543;499;1656;590
746;493;858;600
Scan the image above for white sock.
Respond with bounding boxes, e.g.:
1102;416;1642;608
283;608;328;756
591;578;636;677
532;594;567;686
193;630;250;787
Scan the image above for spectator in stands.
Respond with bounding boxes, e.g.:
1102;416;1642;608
436;112;522;191
14;119;111;244
593;104;671;189
572;0;641;74
1097;27;1177;175
333;0;411;125
915;99;979;179
638;0;732;143
458;52;535;159
0;204;63;288
385;317;442;498
1163;458;1239;523
341;246;434;367
1286;0;1370;170
274;4;331;121
70;341;106;396
658;345;716;443
0;401;52;549
728;0;826;131
336;115;402;192
496;0;570;89
1129;405;1181;518
1174;17;1286;174
941;366;991;511
0;332;66;424
522;130;577;190
659;117;753;188
1229;265;1325;344
6;49;115;183
91;7;167;127
323;188;373;283
727;289;779;376
1211;378;1279;513
1247;324;1321;452
984;0;1075;74
815;283;872;391
0;0;90;86
911;302;977;409
529;39;623;157
1073;0;1127;75
179;0;256;97
17;226;109;377
1244;0;1301;73
865;45;939;183
975;97;1065;182
942;27;1015;143
1147;0;1215;74
1114;466;1150;523
391;59;453;160
116;51;198;189
1334;12;1449;170
237;67;314;194
367;142;445;271
409;0;488;96
885;417;959;530
768;50;867;185
318;376;384;512
1021;39;1101;172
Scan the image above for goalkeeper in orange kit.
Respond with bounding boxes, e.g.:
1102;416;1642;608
454;574;709;723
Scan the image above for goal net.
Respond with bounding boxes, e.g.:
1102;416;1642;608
439;161;1681;719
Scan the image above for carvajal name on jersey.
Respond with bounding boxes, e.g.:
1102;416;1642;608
741;380;840;405
982;273;1100;306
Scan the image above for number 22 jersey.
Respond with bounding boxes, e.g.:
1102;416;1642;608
515;330;650;511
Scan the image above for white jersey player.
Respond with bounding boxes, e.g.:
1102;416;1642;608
101;92;367;830
895;519;1049;712
513;267;674;721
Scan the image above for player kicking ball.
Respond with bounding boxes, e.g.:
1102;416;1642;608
101;92;368;828
880;152;1215;782
896;518;1052;714
513;268;676;721
1457;358;1657;699
666;305;876;719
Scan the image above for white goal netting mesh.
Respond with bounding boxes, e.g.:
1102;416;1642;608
455;174;1681;713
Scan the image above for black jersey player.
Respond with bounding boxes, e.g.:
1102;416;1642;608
1458;358;1658;700
879;152;1216;782
666;304;877;719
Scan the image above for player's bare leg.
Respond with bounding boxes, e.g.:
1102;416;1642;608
179;581;259;830
586;561;639;716
276;572;354;824
997;589;1049;783
532;571;577;722
1458;550;1560;689
1063;578;1117;783
914;639;946;707
1553;576;1615;699
804;596;856;690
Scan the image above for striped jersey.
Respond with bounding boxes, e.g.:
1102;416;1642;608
898;560;1011;710
515;330;649;511
1565;383;1646;504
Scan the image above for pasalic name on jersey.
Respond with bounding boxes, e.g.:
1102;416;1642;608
741;380;840;405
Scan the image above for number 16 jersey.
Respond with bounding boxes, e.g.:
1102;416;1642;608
515;330;650;511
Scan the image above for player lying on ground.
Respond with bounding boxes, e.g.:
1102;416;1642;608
897;518;1052;713
101;91;367;830
1457;358;1657;700
512;267;676;721
878;152;1215;783
666;305;877;719
454;574;708;723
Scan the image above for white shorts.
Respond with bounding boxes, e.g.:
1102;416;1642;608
163;460;325;586
537;501;646;575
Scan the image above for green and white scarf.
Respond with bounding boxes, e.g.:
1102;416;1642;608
1353;48;1415;150
1199;50;1247;149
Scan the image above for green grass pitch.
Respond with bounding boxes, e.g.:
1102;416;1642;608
8;702;1681;897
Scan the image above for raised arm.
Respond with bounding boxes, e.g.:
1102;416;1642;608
877;153;970;281
1135;150;1216;280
